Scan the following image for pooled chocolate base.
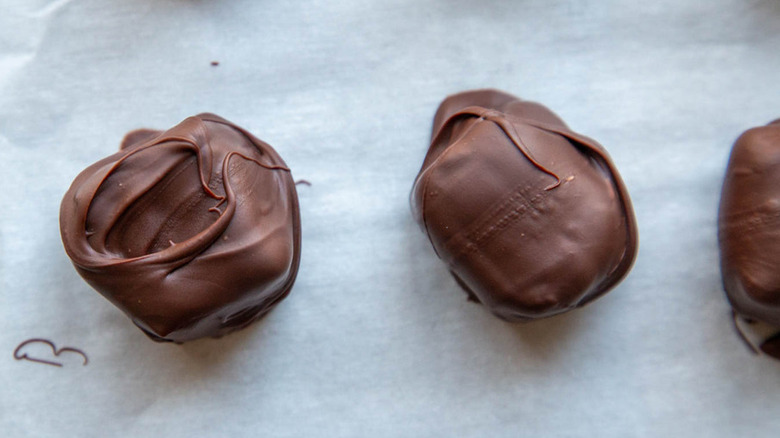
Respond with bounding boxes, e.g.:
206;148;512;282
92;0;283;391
719;119;780;358
60;114;301;343
761;334;780;359
411;89;638;321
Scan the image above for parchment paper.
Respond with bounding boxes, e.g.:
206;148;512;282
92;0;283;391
2;0;779;436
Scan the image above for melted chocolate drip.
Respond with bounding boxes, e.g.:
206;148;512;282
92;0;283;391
13;339;88;367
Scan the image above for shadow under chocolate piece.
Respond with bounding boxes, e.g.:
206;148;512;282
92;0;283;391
60;114;301;343
411;89;638;321
719;119;780;358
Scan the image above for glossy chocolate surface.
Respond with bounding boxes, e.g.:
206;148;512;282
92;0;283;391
60;114;301;342
411;89;638;321
719;120;780;356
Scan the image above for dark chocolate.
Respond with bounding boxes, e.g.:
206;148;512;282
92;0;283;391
761;333;780;360
411;89;638;321
60;114;301;343
719;120;780;355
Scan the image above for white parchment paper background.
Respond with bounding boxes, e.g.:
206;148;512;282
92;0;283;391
1;0;779;436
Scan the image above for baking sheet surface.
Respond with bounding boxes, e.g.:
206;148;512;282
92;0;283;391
1;0;780;436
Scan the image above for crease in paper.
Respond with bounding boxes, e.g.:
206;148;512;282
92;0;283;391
0;53;35;89
22;0;73;19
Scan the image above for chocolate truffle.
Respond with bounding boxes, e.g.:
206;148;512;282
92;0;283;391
411;89;638;321
60;114;301;342
718;119;780;358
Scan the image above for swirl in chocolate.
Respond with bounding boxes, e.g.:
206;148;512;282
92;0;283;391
60;114;301;342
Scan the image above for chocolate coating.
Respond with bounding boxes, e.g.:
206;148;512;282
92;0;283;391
60;114;301;343
411;89;638;321
719;120;780;356
761;334;780;359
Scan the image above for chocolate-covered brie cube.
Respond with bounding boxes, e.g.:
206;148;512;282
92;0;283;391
411;89;638;321
719;120;780;358
60;114;301;343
